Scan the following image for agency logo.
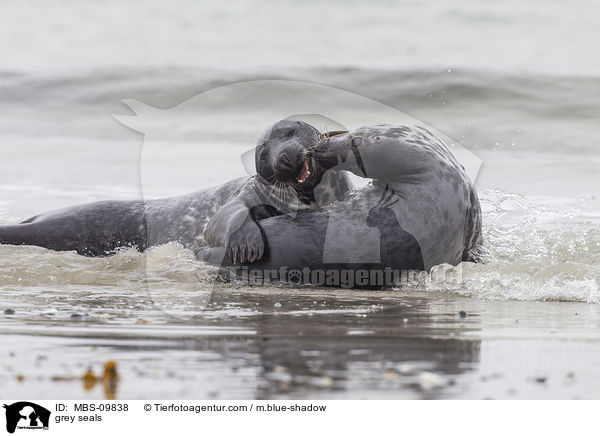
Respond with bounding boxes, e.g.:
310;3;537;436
2;402;50;434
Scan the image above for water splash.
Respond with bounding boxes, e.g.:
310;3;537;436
448;190;600;302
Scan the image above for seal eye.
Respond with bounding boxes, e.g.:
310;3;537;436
286;128;296;139
352;137;362;147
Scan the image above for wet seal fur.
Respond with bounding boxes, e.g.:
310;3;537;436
215;124;482;287
0;120;351;259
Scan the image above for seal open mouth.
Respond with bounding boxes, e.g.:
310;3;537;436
296;157;312;184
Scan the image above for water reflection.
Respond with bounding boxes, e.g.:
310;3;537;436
199;289;481;399
0;288;482;399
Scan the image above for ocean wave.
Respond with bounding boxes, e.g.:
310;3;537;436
2;66;598;157
2;67;599;114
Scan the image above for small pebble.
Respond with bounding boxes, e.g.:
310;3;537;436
262;362;275;372
459;311;467;318
384;369;397;380
534;376;547;383
274;302;282;308
419;372;445;391
71;313;83;319
4;309;15;315
51;376;72;382
312;376;333;388
396;364;413;375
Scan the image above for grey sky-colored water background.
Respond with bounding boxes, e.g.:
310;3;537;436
0;0;599;399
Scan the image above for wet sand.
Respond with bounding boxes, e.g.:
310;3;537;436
2;286;599;400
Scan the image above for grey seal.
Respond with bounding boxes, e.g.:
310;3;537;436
0;120;352;258
213;124;482;288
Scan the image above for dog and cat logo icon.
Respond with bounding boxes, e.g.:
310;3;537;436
3;402;50;434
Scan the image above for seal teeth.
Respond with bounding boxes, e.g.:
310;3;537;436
296;159;311;184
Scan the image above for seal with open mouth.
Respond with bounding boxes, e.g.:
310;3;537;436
203;118;353;263
218;123;483;288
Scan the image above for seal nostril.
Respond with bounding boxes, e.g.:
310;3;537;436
274;147;304;180
277;154;293;169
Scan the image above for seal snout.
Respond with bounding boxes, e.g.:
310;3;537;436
256;119;323;187
273;146;311;184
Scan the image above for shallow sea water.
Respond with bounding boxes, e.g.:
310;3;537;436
1;0;599;399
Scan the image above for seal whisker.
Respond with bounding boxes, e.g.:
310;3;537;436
285;184;296;210
263;177;283;211
278;181;293;211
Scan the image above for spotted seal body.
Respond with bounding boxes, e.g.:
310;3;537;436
317;124;483;267
215;124;482;287
0;178;244;257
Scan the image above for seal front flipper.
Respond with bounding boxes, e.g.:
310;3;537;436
204;197;266;264
224;213;265;264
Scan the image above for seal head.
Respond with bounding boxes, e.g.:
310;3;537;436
255;119;328;204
